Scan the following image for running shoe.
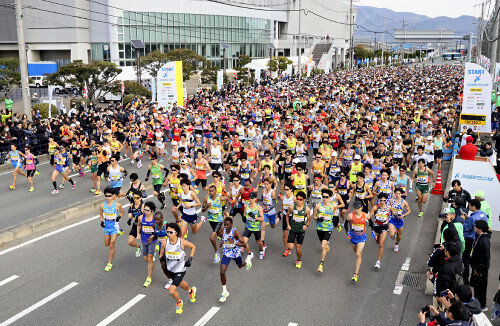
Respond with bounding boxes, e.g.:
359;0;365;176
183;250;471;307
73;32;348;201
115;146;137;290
245;257;252;270
189;286;197;303
282;249;291;257
295;260;302;269
104;263;112;272
317;263;324;273
259;250;265;260
80;172;85;177
351;273;358;282
394;244;400;252
406;167;410;172
159;158;163;163
59;184;65;189
481;306;488;312
130;160;134;165
326;243;330;252
374;261;381;269
155;243;159;252
29;187;34;192
201;215;208;223
137;161;142;169
72;183;76;190
164;279;173;289
143;277;152;287
176;300;183;314
51;189;59;195
214;252;221;264
336;225;342;232
161;202;166;210
90;188;96;193
94;190;101;195
118;228;124;236
184;229;189;239
9;185;15;190
278;193;282;199
219;290;229;302
418;211;424;217
35;171;40;175
135;246;141;258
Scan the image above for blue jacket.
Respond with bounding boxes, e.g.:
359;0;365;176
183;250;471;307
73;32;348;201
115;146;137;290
463;210;488;239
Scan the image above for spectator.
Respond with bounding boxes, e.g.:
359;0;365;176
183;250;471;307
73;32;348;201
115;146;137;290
441;285;482;322
444;180;472;207
458;135;478;160
418;301;470;326
427;243;463;297
472;190;492;228
440;207;465;254
462;199;488;286
470;220;491;312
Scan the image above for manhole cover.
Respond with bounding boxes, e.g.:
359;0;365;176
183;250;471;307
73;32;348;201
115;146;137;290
401;273;426;288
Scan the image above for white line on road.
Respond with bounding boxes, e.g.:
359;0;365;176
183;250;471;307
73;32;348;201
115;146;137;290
0;190;202;257
194;307;220;326
0;162;50;176
0;282;78;326
0;275;19;287
288;323;298;326
95;294;146;326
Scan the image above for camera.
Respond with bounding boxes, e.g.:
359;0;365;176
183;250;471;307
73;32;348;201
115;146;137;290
420;305;430;318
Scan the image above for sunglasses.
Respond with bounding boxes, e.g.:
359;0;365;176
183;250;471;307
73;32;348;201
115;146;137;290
265;154;270;157
284;188;291;191
296;198;304;201
181;163;187;165
214;175;220;178
322;195;330;199
379;199;387;202
166;230;175;235
133;196;141;199
105;194;113;198
143;208;151;212
340;174;346;177
297;168;303;171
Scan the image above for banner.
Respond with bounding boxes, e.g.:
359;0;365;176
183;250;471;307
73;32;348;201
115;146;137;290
151;78;156;103
255;69;261;83
462;62;492;132
286;64;292;76
83;82;88;99
157;61;184;108
306;63;311;78
47;85;54;119
120;81;124;95
451;157;500;231
325;61;330;74
217;70;223;90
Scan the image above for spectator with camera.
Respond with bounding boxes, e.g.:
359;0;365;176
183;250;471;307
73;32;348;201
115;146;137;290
427;243;463;298
418;301;470;325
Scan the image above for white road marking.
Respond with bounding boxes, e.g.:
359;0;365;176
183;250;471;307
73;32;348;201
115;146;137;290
393;286;403;295
288;323;299;326
194;307;220;326
0;282;78;326
95;294;145;326
0;275;19;287
0;162;50;176
0;190;202;257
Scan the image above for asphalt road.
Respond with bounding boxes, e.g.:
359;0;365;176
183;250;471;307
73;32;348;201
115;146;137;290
2;150;490;326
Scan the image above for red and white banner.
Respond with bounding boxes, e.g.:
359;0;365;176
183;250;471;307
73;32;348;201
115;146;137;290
198;73;202;85
120;81;124;95
83;82;88;99
233;72;238;80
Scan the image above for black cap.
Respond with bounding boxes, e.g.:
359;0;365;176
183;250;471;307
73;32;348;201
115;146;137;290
249;192;258;199
352;201;363;209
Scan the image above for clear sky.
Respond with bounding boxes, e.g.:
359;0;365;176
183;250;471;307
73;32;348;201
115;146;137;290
356;0;476;18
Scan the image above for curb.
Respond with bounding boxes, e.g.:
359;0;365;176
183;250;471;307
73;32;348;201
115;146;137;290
0;182;156;247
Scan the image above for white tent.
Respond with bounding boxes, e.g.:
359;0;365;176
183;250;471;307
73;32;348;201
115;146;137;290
243;55;314;71
115;66;153;82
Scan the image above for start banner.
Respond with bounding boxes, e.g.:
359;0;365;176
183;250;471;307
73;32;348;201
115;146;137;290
461;63;492;133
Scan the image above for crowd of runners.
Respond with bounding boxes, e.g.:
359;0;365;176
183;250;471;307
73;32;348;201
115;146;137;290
3;64;473;316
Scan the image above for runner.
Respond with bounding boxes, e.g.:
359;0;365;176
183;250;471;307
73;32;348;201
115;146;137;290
345;201;374;282
412;158;435;217
201;185;227;263
167;163;182;223
392;165;412;199
127;189;143;257
285;191;310;268
173;178;205;239
158;222;197;315
50;147;76;194
354;172;373;213
281;183;296;256
388;188;412;252
313;188;338;273
242;192;265;260
370;193;392;270
145;153;169;209
335;170;353;221
7;144;27;190
107;154;128;198
260;176;277;253
194;149;211;191
217;217;253;302
99;186;125;272
23;145;37;192
137;201;157;287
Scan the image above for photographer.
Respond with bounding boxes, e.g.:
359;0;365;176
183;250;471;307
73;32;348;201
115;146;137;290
439;285;482;323
427;243;463;297
418;301;469;325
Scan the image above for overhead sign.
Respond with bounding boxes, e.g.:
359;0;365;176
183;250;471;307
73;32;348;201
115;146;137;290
462;62;492;132
157;61;184;108
451;157;500;231
459;113;486;125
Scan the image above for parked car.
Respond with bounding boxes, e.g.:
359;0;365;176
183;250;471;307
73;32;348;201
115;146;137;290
51;84;79;96
28;76;47;88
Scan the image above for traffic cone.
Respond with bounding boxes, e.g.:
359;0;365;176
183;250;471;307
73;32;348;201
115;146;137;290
431;170;444;195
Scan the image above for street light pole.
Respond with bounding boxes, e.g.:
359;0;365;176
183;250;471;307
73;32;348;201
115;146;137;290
349;0;353;70
298;0;302;77
15;0;32;120
222;48;226;78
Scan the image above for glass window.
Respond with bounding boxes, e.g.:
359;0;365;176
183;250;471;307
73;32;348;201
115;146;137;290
144;29;150;42
118;43;124;50
136;13;143;24
118;34;123;42
125;43;131;59
144;13;149;24
196;14;201;26
118;17;122;25
118;26;123;33
119;52;124;59
119;61;124;66
129;12;136;25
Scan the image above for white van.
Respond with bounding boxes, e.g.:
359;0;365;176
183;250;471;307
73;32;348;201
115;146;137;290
29;76;47;87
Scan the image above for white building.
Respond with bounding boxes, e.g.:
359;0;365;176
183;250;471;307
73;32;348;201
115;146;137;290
0;0;355;70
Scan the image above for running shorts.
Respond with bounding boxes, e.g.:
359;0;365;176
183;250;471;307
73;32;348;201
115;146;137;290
287;230;305;245
209;221;223;233
26;169;36;177
243;228;261;241
389;217;404;229
221;255;243;267
349;233;367;245
373;223;389;235
181;213;198;224
416;184;429;194
264;213;276;226
141;240;157;256
316;230;332;242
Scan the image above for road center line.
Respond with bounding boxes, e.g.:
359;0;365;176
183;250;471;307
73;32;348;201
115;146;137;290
288;323;299;326
95;294;146;326
0;282;78;326
194;307;220;326
0;190;201;257
0;275;19;287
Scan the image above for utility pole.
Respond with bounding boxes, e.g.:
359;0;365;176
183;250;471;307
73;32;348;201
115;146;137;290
15;0;31;120
381;16;386;66
491;0;500;77
298;0;302;77
477;2;484;64
349;0;354;70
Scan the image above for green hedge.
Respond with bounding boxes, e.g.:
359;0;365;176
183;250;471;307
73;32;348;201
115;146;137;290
32;103;58;119
124;81;151;97
123;94;135;106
